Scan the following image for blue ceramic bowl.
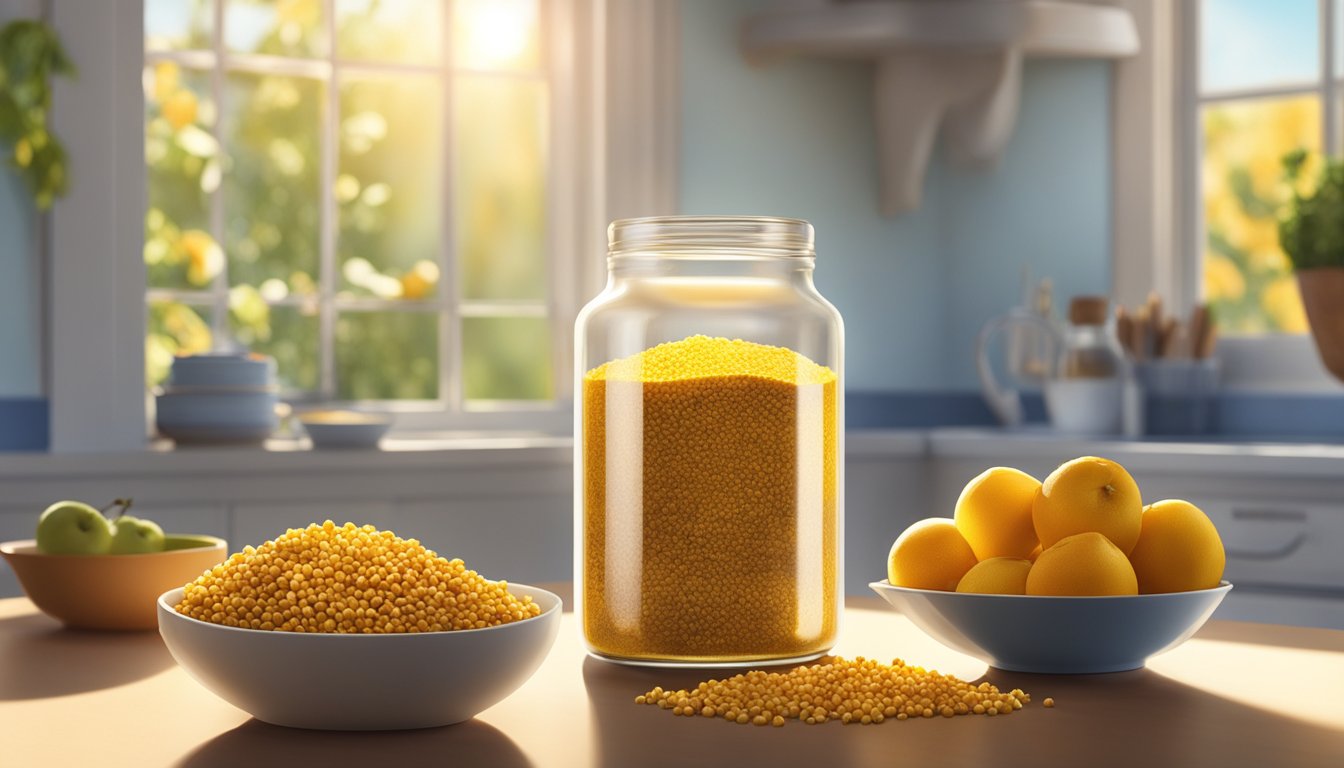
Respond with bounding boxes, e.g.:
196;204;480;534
169;353;276;390
156;389;279;444
298;411;393;449
869;580;1232;674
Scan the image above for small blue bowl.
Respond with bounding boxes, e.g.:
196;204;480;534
298;411;392;449
869;580;1232;674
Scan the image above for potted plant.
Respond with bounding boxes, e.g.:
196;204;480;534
1280;151;1344;382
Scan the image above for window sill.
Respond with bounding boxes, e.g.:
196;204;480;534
0;433;574;480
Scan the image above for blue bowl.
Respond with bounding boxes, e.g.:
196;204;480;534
869;580;1232;674
299;411;392;449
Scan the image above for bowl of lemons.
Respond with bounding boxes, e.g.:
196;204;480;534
870;456;1232;674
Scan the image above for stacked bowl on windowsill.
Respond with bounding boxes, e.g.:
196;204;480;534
155;353;279;445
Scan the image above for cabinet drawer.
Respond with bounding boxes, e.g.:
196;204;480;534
1197;498;1344;592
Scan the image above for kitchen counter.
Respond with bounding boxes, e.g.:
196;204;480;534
3;587;1342;768
926;427;1344;478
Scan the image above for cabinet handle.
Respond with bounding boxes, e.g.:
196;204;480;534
1223;508;1307;561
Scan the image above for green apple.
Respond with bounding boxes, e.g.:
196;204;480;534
36;501;114;555
109;515;166;554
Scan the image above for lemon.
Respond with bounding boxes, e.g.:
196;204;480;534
887;518;978;592
1026;532;1138;596
1033;456;1143;555
954;467;1041;560
956;558;1032;595
1128;500;1226;593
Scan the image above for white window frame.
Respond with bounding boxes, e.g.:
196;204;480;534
45;0;680;451
1113;0;1342;393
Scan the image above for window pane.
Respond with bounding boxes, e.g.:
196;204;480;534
229;296;319;391
146;0;213;51
1201;0;1318;93
338;77;444;300
1201;95;1318;335
463;317;551;401
453;0;540;72
337;0;442;66
336;312;439;399
147;300;214;387
145;63;219;290
455;76;546;300
225;0;327;58
223;73;323;290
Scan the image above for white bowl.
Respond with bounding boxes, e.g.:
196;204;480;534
299;411;393;449
869;579;1232;674
157;584;562;730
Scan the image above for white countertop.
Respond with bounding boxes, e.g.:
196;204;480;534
925;427;1344;478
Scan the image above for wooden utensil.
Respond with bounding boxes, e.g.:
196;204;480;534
1116;306;1135;357
1157;317;1179;358
1189;304;1213;359
1132;306;1151;362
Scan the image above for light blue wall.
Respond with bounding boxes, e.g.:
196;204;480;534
939;59;1112;388
679;0;1112;391
678;0;946;390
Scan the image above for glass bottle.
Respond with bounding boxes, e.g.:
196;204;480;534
1045;296;1128;434
575;216;844;666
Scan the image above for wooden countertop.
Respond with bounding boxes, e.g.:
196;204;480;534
3;587;1342;768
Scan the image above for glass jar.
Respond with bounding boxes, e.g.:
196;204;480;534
1043;296;1129;434
575;216;844;666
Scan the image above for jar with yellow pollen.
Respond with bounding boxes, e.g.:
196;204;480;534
576;216;843;665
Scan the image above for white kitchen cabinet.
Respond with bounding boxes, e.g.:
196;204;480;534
844;432;930;596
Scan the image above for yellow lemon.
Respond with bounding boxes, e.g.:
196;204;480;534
887;518;978;592
954;467;1041;560
1026;532;1138;596
1128;500;1226;594
162;89;199;131
1033;456;1143;555
956;558;1032;595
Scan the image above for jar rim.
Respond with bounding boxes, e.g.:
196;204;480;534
608;215;815;258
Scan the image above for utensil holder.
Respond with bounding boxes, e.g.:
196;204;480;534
1137;359;1219;436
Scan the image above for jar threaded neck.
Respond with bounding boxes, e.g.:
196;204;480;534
608;216;815;259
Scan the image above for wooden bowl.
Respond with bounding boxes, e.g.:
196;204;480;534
0;537;227;631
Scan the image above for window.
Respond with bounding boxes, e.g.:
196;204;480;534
1192;0;1340;336
142;0;562;418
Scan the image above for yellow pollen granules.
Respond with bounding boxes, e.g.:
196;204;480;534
174;521;541;633
638;656;1031;726
583;336;838;663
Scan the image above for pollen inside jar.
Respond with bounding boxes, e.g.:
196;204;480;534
582;335;838;663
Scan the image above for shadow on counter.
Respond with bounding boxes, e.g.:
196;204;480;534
0;613;176;700
177;718;532;768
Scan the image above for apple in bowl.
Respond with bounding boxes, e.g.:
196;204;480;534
1;499;227;631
